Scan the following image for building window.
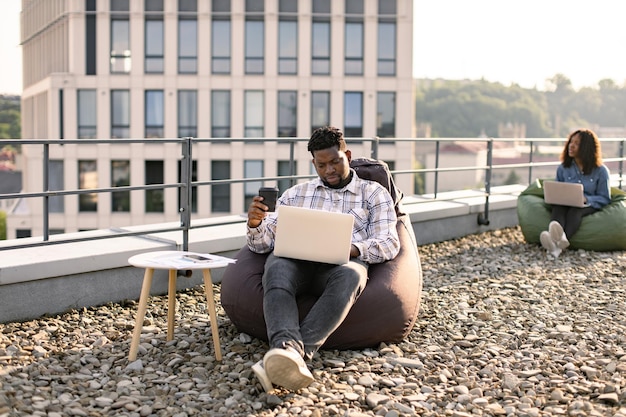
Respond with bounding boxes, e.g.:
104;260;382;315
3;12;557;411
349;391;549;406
344;92;363;137
378;0;396;15
178;90;197;137
277;159;296;194
344;22;363;75
378;22;396;76
244;160;263;210
311;91;330;132
111;160;130;212
145;90;164;138
311;20;330;75
212;0;231;74
111;90;130;139
16;230;32;239
278;21;297;75
244;91;264;137
49;160;64;213
77;89;97;139
211;90;231;137
110;1;130;73
344;0;363;76
278;1;297;75
78;160;97;212
245;21;264;74
178;159;197;213
212;19;231;74
178;0;197;12
145;20;164;73
145;160;164;212
179;19;198;74
211;160;231;212
377;92;395;138
86;0;96;75
278;91;297;137
245;0;264;74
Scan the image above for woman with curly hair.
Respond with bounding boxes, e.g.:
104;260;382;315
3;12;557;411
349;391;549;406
540;129;611;258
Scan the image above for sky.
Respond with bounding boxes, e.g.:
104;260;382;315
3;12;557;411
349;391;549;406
1;0;625;95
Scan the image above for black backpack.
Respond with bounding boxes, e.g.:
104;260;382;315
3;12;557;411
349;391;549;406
350;157;404;216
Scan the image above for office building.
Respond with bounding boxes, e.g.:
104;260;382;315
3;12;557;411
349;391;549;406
10;0;414;238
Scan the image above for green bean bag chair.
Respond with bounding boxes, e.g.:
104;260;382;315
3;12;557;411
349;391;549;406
517;179;626;251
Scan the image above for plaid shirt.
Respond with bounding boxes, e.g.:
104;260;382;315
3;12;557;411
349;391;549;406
247;170;400;264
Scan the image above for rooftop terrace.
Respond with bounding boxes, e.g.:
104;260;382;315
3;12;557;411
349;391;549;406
1;227;625;416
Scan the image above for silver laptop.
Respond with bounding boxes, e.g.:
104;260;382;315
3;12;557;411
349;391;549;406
273;205;354;265
543;180;588;208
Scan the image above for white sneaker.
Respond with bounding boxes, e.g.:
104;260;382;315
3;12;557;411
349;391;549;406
549;221;569;249
252;360;274;393
540;231;561;258
263;348;314;391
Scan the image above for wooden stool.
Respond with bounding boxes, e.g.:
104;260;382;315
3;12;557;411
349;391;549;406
127;250;233;361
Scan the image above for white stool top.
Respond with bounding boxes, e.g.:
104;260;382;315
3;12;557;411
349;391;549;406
128;250;235;270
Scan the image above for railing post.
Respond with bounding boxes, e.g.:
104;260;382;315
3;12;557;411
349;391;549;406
289;140;296;188
179;137;193;251
371;137;379;160
619;139;625;190
43;143;50;241
433;141;440;198
528;140;535;184
477;138;492;226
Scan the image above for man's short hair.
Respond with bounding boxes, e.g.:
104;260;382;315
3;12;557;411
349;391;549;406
308;126;347;155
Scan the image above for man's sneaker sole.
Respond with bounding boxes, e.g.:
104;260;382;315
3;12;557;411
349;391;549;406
263;348;314;391
252;360;274;393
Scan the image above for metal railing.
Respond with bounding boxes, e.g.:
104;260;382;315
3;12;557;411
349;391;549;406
1;136;624;251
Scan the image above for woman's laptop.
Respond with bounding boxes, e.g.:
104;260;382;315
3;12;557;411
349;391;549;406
273;205;354;265
543;180;588;208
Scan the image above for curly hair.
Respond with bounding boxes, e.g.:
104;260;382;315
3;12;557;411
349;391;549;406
561;129;603;175
307;126;347;156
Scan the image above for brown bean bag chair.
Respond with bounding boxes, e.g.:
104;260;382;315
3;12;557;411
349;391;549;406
220;214;423;350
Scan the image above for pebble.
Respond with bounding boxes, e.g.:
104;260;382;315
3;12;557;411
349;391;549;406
1;227;625;416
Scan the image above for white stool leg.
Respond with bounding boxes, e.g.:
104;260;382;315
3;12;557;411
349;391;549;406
129;268;154;361
167;269;177;341
202;269;222;361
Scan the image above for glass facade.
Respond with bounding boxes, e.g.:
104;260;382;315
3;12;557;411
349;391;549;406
311;91;330;132
145;20;164;73
145;160;164;212
178;90;197;137
211;160;231;212
178;19;198;73
211;90;231;137
344;92;363;137
145;90;164;138
212;20;231;74
377;92;395;138
78;160;97;212
111;160;130;212
244;91;264;137
77;90;97;139
111;90;130;139
278;91;297;137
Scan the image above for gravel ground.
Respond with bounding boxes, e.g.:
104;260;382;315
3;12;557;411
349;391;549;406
1;226;625;417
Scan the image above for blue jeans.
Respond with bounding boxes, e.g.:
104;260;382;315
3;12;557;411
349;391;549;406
261;253;368;360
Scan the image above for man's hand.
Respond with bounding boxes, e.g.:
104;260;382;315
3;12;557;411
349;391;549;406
350;244;360;258
247;196;269;228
